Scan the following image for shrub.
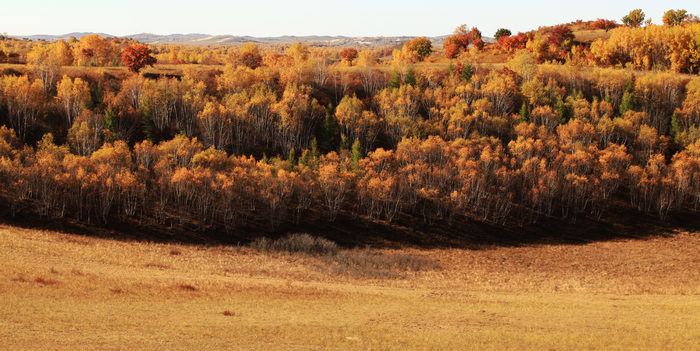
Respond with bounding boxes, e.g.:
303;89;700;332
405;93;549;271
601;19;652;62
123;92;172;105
250;233;339;256
494;28;512;40
174;284;198;291
249;235;441;279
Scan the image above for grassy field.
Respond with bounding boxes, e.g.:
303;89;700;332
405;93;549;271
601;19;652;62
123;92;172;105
0;224;698;350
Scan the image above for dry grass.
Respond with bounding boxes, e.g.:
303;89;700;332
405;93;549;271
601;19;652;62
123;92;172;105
251;233;339;256
329;248;440;279
574;29;612;43
0;223;698;350
251;234;440;279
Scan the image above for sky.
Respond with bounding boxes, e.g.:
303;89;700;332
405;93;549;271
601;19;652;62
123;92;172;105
3;1;699;38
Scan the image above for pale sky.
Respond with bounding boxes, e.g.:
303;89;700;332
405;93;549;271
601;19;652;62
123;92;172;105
3;1;698;38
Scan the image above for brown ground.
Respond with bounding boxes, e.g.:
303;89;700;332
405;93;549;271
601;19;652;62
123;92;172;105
0;223;698;350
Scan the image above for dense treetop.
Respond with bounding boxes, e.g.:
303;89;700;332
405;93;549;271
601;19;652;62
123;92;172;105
0;9;698;237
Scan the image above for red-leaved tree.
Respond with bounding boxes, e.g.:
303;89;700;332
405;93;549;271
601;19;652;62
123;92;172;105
121;44;157;73
498;32;529;51
340;48;359;66
591;19;618;32
443;25;483;58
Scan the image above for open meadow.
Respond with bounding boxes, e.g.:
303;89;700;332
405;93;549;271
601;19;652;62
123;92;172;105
1;224;698;350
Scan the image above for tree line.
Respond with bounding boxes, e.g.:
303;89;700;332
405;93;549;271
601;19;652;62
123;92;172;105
0;55;699;234
0;12;698;236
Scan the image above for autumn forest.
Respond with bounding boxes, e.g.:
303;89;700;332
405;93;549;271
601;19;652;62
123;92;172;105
0;9;699;242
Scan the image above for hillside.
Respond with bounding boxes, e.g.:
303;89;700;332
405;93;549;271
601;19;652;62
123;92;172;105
14;32;459;47
4;4;700;350
1;223;698;350
1;19;698;262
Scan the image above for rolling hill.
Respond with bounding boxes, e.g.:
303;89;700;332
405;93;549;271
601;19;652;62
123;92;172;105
13;32;478;47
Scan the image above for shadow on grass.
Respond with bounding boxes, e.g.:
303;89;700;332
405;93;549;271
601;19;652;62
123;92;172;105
0;197;698;250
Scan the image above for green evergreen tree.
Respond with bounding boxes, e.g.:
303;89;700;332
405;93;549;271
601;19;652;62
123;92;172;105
339;134;349;150
288;148;297;168
619;90;635;115
460;63;473;82
389;71;401;89
555;97;570;125
92;81;103;109
104;108;116;133
299;149;311;167
519;102;530;123
670;114;680;141
351;139;362;169
310;138;320;159
404;68;416;86
141;101;155;142
619;77;636;115
319;109;340;153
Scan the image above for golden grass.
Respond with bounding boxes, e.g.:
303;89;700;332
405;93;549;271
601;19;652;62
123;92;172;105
574;29;612;43
0;223;698;350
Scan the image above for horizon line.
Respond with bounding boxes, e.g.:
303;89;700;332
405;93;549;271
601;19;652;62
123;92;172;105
7;32;456;39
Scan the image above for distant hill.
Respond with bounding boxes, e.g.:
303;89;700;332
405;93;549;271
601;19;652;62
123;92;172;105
16;32;115;41
13;32;494;48
128;33;433;47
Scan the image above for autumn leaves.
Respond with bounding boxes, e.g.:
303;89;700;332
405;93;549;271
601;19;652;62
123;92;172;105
0;27;699;234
